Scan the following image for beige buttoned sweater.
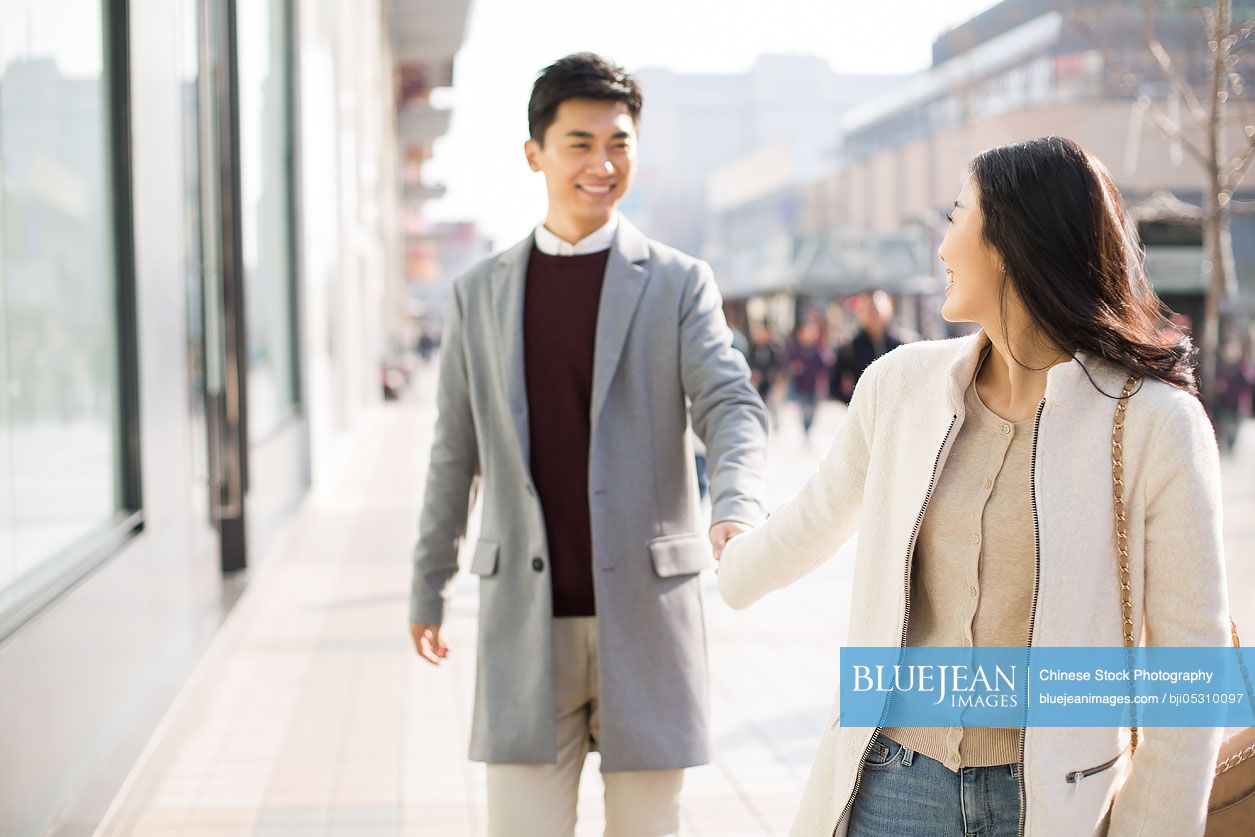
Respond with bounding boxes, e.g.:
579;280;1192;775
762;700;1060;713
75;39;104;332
882;348;1035;769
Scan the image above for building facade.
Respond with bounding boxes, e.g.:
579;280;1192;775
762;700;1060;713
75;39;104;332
0;1;470;833
629;55;906;258
705;0;1255;325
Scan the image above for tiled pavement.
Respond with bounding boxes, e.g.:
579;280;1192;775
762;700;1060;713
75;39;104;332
95;369;1255;836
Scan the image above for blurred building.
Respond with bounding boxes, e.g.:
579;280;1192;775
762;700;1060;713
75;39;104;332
393;9;489;351
627;55;907;257
0;0;470;833
402;217;492;348
707;0;1255;332
703;146;936;307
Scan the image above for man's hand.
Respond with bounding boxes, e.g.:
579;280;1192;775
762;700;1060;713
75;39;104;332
710;521;749;563
410;623;449;665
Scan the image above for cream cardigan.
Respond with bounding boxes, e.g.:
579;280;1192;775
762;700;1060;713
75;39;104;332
719;330;1230;837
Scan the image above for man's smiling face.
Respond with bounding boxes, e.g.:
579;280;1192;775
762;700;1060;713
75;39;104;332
525;97;638;237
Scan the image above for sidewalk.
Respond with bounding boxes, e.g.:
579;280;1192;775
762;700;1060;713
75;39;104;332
94;376;1254;837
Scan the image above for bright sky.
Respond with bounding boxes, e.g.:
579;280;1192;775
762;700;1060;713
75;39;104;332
423;0;1001;247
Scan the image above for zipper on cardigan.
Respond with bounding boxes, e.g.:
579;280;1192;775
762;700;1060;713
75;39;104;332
832;414;958;837
1016;398;1046;837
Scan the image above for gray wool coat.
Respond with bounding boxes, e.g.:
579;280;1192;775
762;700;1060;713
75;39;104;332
409;216;768;772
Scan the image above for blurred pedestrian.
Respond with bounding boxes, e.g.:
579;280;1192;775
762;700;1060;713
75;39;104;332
408;53;767;837
416;324;439;363
747;322;785;417
785;319;832;439
1214;337;1252;454
717;137;1228;836
830;290;905;404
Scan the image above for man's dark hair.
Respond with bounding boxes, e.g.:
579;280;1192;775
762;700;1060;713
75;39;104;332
528;53;642;145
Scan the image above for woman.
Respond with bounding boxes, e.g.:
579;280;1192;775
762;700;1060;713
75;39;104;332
717;137;1230;837
786;320;834;441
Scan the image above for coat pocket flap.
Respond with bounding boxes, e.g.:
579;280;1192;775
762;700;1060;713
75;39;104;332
647;533;712;577
469;540;499;577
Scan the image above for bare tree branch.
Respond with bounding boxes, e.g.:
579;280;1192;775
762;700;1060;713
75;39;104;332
1230;62;1255;120
1086;1;1255;173
1228;69;1248;98
1067;8;1213;164
1227;18;1255;105
1063;6;1215;166
1233;101;1255;141
1140;1;1210;119
1201;4;1219;41
1137;94;1214;166
1224;132;1255;189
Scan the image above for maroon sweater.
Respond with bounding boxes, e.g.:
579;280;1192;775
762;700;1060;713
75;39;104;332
522;246;610;617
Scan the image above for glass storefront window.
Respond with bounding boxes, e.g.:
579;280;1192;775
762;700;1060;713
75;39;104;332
237;0;298;441
178;0;211;521
0;0;121;603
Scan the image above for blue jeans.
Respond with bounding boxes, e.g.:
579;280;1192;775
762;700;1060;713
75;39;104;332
794;391;818;434
847;733;1022;837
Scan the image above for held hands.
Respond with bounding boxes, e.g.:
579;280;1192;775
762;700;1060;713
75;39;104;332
410;623;449;665
710;520;748;563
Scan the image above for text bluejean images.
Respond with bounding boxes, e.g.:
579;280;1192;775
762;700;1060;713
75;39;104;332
839;646;1255;728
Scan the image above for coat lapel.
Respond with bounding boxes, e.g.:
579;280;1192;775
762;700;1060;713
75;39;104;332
490;235;535;466
591;217;652;425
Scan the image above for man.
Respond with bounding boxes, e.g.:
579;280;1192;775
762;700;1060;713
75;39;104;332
408;53;767;836
830;289;906;404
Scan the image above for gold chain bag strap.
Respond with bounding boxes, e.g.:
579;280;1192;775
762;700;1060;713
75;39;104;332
1111;375;1255;833
1111;375;1140;751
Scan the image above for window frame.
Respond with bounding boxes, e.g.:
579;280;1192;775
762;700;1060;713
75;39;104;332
0;0;144;644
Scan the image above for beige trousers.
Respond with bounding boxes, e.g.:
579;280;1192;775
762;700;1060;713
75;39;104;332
485;617;684;837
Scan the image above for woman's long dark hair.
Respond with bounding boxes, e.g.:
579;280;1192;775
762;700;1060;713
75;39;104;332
970;136;1197;395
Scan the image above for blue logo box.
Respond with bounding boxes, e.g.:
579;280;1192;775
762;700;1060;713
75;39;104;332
838;646;1255;728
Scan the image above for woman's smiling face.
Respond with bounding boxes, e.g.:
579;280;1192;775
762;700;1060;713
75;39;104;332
937;176;1010;326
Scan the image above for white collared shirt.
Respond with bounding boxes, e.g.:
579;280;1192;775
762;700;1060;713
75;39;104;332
533;213;618;256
